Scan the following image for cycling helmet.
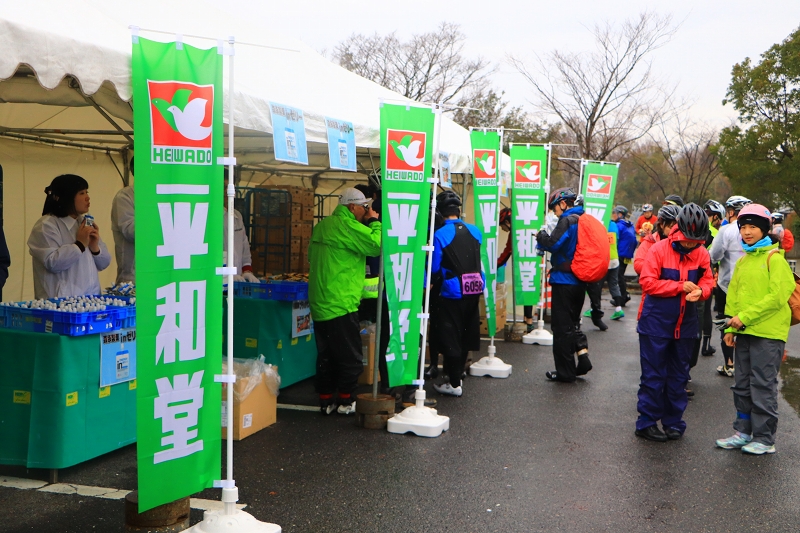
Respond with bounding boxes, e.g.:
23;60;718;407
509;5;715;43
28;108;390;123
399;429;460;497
772;212;785;223
575;194;584;207
663;194;685;207
676;203;709;241
657;204;680;222
613;205;629;218
499;207;512;226
703;200;725;220
548;187;577;209
642;203;654;212
725;195;752;212
436;190;462;209
738;204;772;235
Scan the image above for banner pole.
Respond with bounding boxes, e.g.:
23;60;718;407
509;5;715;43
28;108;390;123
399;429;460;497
224;36;237;517
488;127;504;355
372;252;384;398
415;104;443;407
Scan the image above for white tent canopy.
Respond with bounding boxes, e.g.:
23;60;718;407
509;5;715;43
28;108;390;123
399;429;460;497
0;0;511;301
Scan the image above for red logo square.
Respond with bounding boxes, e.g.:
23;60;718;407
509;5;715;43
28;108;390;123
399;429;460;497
148;81;214;148
386;129;426;171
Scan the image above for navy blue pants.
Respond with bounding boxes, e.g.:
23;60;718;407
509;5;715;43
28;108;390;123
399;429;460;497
636;334;693;433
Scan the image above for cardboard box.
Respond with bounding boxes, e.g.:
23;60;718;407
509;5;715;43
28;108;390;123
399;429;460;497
302;206;315;221
358;332;380;385
480;310;507;336
291;238;301;254
221;368;277;441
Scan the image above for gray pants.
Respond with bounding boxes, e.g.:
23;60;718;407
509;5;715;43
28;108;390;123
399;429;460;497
732;335;785;445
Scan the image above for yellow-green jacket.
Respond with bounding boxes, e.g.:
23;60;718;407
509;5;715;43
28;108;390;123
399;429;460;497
308;205;381;321
726;242;796;342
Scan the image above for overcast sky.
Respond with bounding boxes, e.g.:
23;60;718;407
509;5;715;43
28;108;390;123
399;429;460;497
226;1;799;129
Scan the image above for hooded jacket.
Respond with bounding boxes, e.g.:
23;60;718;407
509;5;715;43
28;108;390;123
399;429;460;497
308;205;381;322
725;238;796;343
616;218;638;259
637;226;715;339
536;205;584;285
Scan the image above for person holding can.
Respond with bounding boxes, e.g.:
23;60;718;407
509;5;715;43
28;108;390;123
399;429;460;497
28;174;111;299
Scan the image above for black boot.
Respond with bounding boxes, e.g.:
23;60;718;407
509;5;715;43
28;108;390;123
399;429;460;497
591;316;608;331
701;335;716;356
576;353;593;376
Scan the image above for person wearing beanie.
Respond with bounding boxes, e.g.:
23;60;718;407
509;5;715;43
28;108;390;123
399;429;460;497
716;204;796;455
28;174;111;299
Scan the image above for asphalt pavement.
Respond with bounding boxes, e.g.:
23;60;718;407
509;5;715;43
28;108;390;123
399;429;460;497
3;293;800;532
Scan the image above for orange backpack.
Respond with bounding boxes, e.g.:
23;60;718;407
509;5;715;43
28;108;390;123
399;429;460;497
572;214;611;283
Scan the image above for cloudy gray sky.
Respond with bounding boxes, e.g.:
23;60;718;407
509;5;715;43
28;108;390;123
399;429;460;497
227;1;799;129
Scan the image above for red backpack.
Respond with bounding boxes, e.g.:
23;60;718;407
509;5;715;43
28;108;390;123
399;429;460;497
572;213;610;283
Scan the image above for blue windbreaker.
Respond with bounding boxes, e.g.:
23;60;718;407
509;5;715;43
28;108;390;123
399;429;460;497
616;218;637;259
431;218;484;299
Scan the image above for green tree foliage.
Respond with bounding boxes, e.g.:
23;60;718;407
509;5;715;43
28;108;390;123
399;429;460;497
717;26;800;213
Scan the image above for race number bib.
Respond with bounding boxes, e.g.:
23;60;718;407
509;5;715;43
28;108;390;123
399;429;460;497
461;273;484;296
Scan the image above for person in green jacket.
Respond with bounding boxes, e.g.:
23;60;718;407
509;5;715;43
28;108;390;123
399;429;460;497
715;204;796;455
309;187;381;415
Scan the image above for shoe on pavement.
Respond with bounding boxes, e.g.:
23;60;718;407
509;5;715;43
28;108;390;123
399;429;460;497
433;382;463;397
583;309;592;317
742;441;776;455
685;388;694;397
591;317;609;331
575;354;592;376
716;432;752;449
611;310;625;320
664;427;683;440
526;322;535;333
337;401;357;415
545;371;559;381
716;365;734;377
635;425;668;442
424;366;439;380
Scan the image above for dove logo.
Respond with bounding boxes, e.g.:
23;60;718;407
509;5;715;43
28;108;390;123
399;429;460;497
473;149;497;185
385;129;426;182
585;173;613;198
148;81;214;165
514;160;542;189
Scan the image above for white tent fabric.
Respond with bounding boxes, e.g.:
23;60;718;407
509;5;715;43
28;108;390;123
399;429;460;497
0;0;473;171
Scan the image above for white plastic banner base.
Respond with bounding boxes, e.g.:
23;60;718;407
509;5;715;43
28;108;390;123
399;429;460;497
469;356;512;378
522;321;553;346
186;509;281;533
387;390;449;438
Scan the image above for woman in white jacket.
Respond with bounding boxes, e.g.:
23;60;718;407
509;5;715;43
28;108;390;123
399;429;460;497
28;174;111;299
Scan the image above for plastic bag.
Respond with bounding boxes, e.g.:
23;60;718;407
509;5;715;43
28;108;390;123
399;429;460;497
222;355;281;401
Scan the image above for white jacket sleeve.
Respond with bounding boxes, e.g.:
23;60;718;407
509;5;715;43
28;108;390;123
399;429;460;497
92;239;112;271
28;218;83;273
113;189;135;242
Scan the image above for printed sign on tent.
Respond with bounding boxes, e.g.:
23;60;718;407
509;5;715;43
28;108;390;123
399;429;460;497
133;37;223;513
100;328;137;387
438;151;452;188
470;130;501;337
510;145;549;305
325;117;356;171
380;104;434;387
270;102;309;165
580;161;620;227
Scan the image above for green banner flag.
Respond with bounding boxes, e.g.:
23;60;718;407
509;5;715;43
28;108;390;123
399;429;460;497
133;37;223;512
380;104;434;387
579;161;620;227
470;130;500;336
510;145;549;306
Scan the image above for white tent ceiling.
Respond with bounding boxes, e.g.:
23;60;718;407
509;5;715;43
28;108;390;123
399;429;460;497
0;0;476;175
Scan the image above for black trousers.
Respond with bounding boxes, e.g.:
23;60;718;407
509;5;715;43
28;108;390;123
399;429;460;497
432;295;480;388
716;289;735;365
551;283;589;382
618;261;629;302
314;311;364;399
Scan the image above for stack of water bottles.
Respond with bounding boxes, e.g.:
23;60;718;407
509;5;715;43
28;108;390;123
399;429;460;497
0;294;136;336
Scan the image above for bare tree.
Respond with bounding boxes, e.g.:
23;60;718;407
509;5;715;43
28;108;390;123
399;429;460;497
632;113;723;204
333;22;495;105
510;11;678;175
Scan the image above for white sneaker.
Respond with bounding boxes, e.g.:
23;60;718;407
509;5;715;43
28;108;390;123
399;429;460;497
742;441;776;455
337;401;356;415
433;383;463;397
